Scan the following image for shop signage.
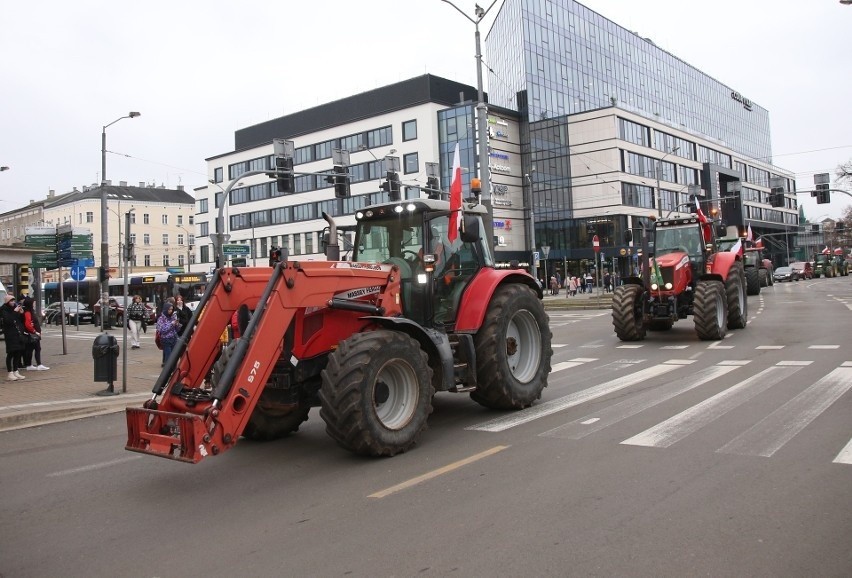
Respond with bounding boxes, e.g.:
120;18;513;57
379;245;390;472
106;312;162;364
489;164;511;174
730;91;753;111
493;199;513;207
492;184;509;194
488;151;509;160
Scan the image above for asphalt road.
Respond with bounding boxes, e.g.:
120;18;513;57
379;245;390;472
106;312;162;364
1;277;851;577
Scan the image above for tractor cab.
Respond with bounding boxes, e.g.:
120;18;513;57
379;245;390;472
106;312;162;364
352;198;493;328
653;219;708;288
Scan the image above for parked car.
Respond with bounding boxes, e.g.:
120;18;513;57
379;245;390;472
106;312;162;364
773;266;800;282
789;261;813;280
92;296;156;326
42;301;95;325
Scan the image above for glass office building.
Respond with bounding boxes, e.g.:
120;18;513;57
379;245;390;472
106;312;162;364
486;0;790;276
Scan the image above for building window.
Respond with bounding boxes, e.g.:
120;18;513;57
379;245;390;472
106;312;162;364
86;211;94;223
143;233;151;246
130;212;136;224
200;245;209;263
402;120;417;141
178;234;185;246
199;222;209;237
178;215;183;226
305;233;313;255
178;255;185;266
163;255;170;267
162;234;169;246
143;213;150;225
213;167;223;183
162;214;168;225
294;234;301;255
198;199;208;214
622;182;654;209
144;254;151;267
129;233;136;245
403;152;419;174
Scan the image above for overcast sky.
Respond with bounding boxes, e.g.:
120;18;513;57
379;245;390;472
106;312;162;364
2;0;850;221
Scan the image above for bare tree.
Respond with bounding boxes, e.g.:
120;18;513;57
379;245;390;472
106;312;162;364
836;159;852;184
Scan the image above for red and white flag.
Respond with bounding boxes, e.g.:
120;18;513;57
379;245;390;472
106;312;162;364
834;247;843;255
822;246;831;255
448;143;462;244
755;237;764;249
746;224;753;242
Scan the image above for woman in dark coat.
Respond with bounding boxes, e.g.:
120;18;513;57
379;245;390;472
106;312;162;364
1;294;27;381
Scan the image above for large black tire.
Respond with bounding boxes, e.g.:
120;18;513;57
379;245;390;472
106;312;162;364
319;330;434;457
612;284;647;341
470;284;552;410
694;280;727;341
745;266;760;295
209;338;311;441
726;262;748;330
758;268;768;287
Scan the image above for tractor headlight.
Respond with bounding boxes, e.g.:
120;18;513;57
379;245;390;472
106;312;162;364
416;273;428;284
651;283;659;290
664;282;673;290
393;205;404;213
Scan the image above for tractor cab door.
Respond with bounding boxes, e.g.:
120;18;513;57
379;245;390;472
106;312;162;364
426;214;487;327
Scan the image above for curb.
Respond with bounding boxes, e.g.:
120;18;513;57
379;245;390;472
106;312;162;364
0;394;148;432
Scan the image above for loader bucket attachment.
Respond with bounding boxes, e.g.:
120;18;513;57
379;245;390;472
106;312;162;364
125;408;211;464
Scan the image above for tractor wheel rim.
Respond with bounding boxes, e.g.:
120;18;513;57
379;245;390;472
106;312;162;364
374;359;418;430
506;309;541;384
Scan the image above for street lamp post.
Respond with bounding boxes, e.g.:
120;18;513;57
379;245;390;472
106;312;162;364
525;173;538;281
440;0;497;245
121;208;135;393
100;111;140;331
655;146;680;218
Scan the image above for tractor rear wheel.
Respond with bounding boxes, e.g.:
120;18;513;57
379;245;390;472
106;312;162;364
319;330;434;456
758;268;768;287
209;338;311;441
726;262;748;329
694;280;727;340
470;284;552;410
745;266;760;295
612;284;647;341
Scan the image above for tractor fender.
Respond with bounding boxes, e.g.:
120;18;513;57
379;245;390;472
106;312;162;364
362;316;456;391
453;269;542;332
709;251;740;279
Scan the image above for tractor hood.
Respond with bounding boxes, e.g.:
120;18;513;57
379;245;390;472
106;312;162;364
654;252;690;270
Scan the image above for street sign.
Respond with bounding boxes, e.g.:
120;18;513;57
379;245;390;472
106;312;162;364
31;253;57;269
70;265;87;281
541;245;550;258
222;243;250;255
593;235;600;253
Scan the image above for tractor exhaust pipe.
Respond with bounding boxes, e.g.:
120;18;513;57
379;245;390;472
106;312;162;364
322;211;340;261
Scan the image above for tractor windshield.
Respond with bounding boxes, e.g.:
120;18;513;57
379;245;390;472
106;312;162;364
353;213;424;276
655;224;704;260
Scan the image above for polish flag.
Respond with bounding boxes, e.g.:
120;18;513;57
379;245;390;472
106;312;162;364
448;143;462;244
822;246;831;255
729;238;742;255
755;237;764;249
694;196;711;242
746;224;753;242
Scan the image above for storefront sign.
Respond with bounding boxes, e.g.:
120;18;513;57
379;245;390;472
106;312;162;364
489;164;511;174
492;184;509;195
731;91;753;111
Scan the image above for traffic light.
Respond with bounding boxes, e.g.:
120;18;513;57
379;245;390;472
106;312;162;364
769;188;785;208
815;183;830;204
381;171;401;201
426;176;440;199
17;264;29;297
98;266;109;282
274;155;295;194
326;165;350;198
268;247;283;267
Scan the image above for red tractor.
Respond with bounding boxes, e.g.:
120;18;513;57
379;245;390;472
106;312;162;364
612;216;747;341
126;197;552;463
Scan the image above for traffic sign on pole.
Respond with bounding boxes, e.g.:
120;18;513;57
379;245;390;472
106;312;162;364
70;265;87;281
592;235;600;253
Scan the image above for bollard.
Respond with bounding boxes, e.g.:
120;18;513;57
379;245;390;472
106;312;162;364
93;333;120;396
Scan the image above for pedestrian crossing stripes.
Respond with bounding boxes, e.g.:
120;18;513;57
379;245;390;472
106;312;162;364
555;343;841;351
466;358;852;465
621;364;807;448
466;359;692;433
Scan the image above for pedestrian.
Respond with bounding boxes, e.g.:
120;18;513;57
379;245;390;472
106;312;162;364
549;275;557;296
174;295;191;336
603;272;612;293
155;302;181;366
1;295;27;381
21;297;48;371
585;273;593;293
126;294;147;349
568;276;577;297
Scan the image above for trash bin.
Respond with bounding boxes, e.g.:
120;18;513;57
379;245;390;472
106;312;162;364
105;307;118;329
92;333;119;384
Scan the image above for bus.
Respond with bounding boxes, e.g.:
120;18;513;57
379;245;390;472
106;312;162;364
43;271;209;309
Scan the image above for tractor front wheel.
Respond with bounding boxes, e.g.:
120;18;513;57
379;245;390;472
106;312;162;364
319;330;434;457
471;284;552;410
612;284;647;341
758;268;769;288
745;266;760;295
694;280;727;340
726;262;748;329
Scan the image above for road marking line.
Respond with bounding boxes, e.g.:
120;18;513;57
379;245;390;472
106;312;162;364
718;367;852;458
617;344;644;349
551;359;597;372
621;365;803;448
467;361;684;432
368;446;509;498
718;360;752;366
777;361;813;366
661;345;690;350
842;362;852;367
809;345;840;350
833;438;852;464
47;455;143;477
542;363;743;440
756;345;784;350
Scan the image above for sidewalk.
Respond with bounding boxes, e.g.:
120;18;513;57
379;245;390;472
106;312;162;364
0;290;614;432
0;323;163;432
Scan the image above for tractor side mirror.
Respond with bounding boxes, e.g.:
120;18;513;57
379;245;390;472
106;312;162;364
460;215;481;243
716;224;727;237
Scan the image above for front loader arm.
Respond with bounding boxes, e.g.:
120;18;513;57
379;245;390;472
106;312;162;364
126;261;403;463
